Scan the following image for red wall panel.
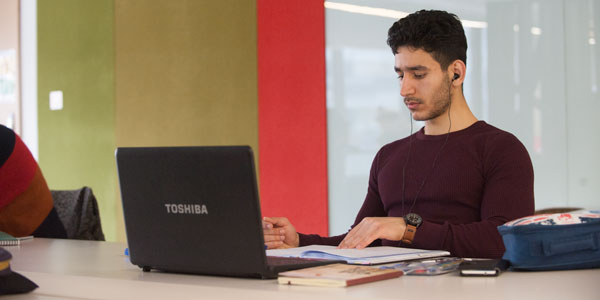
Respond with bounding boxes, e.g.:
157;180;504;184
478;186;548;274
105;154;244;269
257;0;328;235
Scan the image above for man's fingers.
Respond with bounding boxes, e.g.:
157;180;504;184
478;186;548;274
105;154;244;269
264;234;285;242
262;220;273;229
339;226;362;248
264;240;283;249
338;228;354;248
263;227;285;235
339;220;380;249
263;233;284;242
263;216;289;227
262;216;299;248
344;236;373;249
263;227;285;243
345;222;371;247
343;234;376;249
263;221;285;245
354;235;376;249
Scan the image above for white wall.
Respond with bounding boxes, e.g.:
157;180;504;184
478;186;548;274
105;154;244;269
326;0;600;235
20;0;38;160
565;0;600;210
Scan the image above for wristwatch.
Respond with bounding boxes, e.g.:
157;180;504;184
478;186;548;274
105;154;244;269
402;213;423;244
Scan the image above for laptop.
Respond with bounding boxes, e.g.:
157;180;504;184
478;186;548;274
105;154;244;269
116;146;341;279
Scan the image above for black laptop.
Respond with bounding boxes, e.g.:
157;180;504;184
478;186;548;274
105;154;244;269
116;146;340;279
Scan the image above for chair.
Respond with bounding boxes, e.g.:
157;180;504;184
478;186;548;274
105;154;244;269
51;187;105;241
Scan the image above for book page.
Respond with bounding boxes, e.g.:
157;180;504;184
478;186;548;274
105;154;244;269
267;245;336;257
267;245;449;265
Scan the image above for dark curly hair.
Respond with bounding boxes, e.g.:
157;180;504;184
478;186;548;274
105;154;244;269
387;10;467;69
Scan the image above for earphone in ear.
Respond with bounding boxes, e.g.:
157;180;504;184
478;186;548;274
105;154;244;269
452;73;459;81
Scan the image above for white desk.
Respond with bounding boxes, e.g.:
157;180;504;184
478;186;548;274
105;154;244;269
4;238;600;299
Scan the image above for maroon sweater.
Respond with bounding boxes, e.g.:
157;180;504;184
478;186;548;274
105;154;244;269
299;121;534;258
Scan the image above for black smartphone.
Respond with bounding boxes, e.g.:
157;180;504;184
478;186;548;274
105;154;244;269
459;259;509;276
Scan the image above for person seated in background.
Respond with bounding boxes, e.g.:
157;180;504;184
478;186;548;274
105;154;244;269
262;10;534;258
0;124;66;238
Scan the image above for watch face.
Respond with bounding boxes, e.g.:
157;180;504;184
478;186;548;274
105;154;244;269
405;213;422;227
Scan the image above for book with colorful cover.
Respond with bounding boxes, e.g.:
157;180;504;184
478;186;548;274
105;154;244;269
0;231;33;246
380;257;463;275
277;263;403;287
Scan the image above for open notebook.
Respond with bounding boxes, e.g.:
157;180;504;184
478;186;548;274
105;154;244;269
267;245;449;265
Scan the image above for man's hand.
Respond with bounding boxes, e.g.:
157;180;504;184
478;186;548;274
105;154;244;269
338;217;406;249
262;217;300;249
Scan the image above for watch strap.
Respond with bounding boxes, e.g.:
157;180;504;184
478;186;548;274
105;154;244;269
401;224;417;244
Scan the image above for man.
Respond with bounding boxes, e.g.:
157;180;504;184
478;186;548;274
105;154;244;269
263;10;534;258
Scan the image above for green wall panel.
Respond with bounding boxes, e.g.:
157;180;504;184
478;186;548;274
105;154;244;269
38;0;117;240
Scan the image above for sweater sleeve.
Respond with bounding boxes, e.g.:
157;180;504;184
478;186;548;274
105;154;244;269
409;133;535;258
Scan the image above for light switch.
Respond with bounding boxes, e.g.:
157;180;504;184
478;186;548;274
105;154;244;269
49;90;63;111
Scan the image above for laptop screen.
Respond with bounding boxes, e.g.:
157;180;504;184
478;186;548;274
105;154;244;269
116;146;269;277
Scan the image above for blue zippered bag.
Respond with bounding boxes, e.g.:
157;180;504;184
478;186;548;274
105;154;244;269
497;212;600;271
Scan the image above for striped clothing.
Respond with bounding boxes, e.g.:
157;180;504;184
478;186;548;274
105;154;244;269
0;125;54;236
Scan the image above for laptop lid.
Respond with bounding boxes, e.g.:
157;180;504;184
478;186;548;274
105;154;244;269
116;146;271;278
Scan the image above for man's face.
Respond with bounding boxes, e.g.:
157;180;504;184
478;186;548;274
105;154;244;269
394;47;451;122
